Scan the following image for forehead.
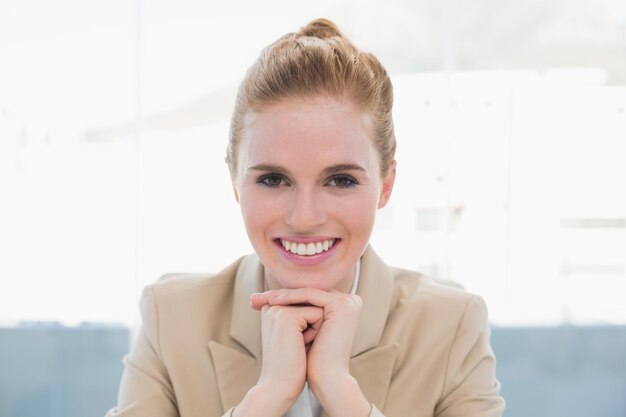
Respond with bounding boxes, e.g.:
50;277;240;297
239;96;377;169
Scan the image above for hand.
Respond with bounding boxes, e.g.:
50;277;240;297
258;302;323;396
251;288;370;417
234;299;324;417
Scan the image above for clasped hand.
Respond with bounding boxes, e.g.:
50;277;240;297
245;287;370;417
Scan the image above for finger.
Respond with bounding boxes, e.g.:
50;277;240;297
251;288;336;310
250;291;297;310
302;318;323;344
250;292;272;310
302;327;317;344
270;288;332;308
251;296;314;311
261;305;324;332
267;288;358;310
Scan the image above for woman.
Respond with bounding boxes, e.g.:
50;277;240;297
107;18;504;417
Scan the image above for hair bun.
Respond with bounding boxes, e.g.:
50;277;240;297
300;18;342;39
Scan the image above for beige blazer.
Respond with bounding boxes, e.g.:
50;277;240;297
106;246;504;417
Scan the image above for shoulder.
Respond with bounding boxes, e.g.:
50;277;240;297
138;256;245;324
134;255;252;354
382;267;493;384
359;245;488;337
383;266;489;350
390;266;485;314
147;256;243;297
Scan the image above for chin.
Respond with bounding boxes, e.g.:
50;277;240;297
273;271;338;291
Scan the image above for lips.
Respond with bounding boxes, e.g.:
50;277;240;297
279;238;336;256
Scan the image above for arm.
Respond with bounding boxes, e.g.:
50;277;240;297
435;296;505;417
104;286;239;417
104;285;178;417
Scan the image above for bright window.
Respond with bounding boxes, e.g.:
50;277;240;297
1;0;625;328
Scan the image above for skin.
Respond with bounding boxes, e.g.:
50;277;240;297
231;95;396;417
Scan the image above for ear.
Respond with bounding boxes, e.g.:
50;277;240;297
377;160;396;209
226;157;241;204
232;180;240;204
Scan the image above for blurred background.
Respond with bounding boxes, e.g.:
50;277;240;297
1;0;625;416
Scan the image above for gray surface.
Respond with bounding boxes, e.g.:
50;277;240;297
491;325;626;417
1;324;625;417
0;324;127;417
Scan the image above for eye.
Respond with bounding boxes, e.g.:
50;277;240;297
257;173;288;188
327;174;359;189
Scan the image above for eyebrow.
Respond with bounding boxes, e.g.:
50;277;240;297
322;163;366;175
247;164;289;175
247;163;366;176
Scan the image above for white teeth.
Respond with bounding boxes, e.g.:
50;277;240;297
280;239;336;256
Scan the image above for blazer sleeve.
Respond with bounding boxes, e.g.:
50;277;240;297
434;296;505;417
104;285;233;417
366;296;504;417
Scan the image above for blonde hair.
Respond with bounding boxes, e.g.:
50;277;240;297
226;18;396;178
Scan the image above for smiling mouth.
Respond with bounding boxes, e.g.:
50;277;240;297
277;238;337;256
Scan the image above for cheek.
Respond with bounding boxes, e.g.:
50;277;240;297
238;188;280;236
335;192;378;235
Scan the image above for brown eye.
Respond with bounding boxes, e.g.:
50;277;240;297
257;173;287;187
328;174;358;188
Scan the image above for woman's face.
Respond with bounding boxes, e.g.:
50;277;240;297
233;96;395;292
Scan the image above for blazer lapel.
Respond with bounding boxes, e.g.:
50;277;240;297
230;254;264;358
349;343;399;413
318;343;399;417
209;254;264;412
352;245;395;357
346;246;398;412
208;341;261;411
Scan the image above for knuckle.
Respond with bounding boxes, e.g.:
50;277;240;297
262;304;282;318
272;305;292;320
335;293;359;312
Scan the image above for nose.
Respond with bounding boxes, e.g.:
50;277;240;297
284;185;327;230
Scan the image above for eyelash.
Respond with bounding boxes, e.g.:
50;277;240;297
257;173;287;188
256;173;360;189
327;174;359;189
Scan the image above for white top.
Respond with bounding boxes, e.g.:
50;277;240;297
283;260;362;417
